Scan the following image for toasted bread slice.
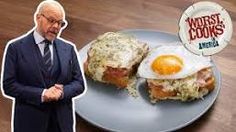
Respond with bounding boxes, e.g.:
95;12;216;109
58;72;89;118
147;68;215;102
84;32;149;88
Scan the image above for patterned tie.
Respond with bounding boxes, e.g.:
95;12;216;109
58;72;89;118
43;39;52;71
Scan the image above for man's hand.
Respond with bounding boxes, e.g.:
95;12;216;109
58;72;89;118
43;85;63;102
55;84;64;99
55;84;63;91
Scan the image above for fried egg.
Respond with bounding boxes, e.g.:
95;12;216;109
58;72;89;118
138;44;212;79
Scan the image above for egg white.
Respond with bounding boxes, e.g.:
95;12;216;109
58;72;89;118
137;44;212;79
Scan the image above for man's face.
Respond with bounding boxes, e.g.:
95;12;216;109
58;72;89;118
36;8;65;41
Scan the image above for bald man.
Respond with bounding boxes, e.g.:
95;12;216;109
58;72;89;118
2;0;85;132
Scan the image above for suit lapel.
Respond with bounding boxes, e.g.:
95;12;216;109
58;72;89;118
22;32;46;86
54;39;68;83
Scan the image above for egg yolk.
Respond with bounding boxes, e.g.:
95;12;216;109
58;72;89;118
151;55;183;75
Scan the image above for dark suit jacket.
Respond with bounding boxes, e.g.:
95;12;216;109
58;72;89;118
2;32;85;132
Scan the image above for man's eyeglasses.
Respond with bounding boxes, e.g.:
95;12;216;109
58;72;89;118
41;14;66;27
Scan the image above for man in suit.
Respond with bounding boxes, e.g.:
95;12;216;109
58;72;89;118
1;0;85;132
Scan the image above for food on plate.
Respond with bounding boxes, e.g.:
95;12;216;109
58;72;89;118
84;32;149;91
137;44;215;102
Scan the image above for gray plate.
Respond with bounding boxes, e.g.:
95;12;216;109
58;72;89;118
74;29;221;132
